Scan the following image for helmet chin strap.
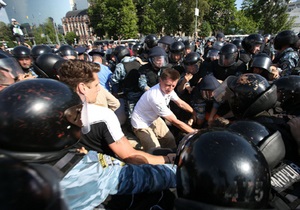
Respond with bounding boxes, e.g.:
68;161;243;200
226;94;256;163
81;96;90;134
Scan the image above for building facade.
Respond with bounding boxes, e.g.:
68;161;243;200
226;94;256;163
288;0;300;33
61;9;94;45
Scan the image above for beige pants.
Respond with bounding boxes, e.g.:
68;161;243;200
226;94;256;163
133;117;177;152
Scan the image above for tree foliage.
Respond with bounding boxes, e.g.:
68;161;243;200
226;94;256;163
199;21;212;37
203;0;236;35
241;0;294;34
229;10;257;34
0;22;14;41
88;0;138;39
65;31;79;45
86;0;295;38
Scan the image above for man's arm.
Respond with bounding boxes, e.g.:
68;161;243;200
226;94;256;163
163;113;195;133
109;136;167;164
173;98;197;121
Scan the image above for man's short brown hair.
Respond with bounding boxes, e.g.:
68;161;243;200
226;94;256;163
58;60;100;91
160;68;180;81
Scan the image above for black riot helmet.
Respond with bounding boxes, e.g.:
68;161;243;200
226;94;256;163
34;53;65;79
31;45;52;61
251;53;272;72
216;32;225;41
158;35;174;52
228;73;277;118
232;39;243;51
176;128;270;209
143;34;158;50
132;43;144;56
57;45;77;59
212;41;225;51
274;75;300;115
169;41;185;54
206;49;220;61
228;120;285;169
197;75;221;100
12;45;31;59
183;40;195;51
264;34;271;40
242;34;264;54
0;153;68;210
183;52;201;75
0;79;83;162
169;41;185;63
218;43;239;67
183;52;200;66
274;30;299;51
112;46;130;63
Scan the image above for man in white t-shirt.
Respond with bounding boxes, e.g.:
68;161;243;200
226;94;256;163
131;68;197;152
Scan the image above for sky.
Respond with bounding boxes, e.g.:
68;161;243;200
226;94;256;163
0;0;243;26
236;0;243;10
0;0;88;25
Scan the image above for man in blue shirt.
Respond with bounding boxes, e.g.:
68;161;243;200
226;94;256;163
89;49;112;91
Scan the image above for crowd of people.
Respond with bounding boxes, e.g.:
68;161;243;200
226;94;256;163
1;30;300;209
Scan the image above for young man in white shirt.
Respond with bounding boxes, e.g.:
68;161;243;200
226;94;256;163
131;68;197;152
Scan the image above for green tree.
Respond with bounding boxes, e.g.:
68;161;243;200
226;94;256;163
88;0;106;38
229;10;258;34
151;0;178;35
88;0;138;39
176;0;209;37
199;21;212;37
0;22;14;42
241;0;294;34
204;0;236;34
44;17;59;44
133;0;158;36
32;25;47;44
65;31;79;45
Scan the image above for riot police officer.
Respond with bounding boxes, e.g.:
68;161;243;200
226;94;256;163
211;43;247;81
12;45;38;78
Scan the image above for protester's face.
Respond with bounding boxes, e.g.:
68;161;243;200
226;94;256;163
85;72;100;103
18;57;31;69
159;78;178;95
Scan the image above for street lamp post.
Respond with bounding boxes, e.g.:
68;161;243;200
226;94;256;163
195;0;199;41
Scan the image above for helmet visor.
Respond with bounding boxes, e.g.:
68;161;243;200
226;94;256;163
158;43;169;52
206;49;219;60
218;53;237;67
170;53;183;63
0;57;23;79
150;56;168;69
184;63;199;74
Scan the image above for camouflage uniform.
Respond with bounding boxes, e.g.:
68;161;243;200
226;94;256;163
274;47;299;76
